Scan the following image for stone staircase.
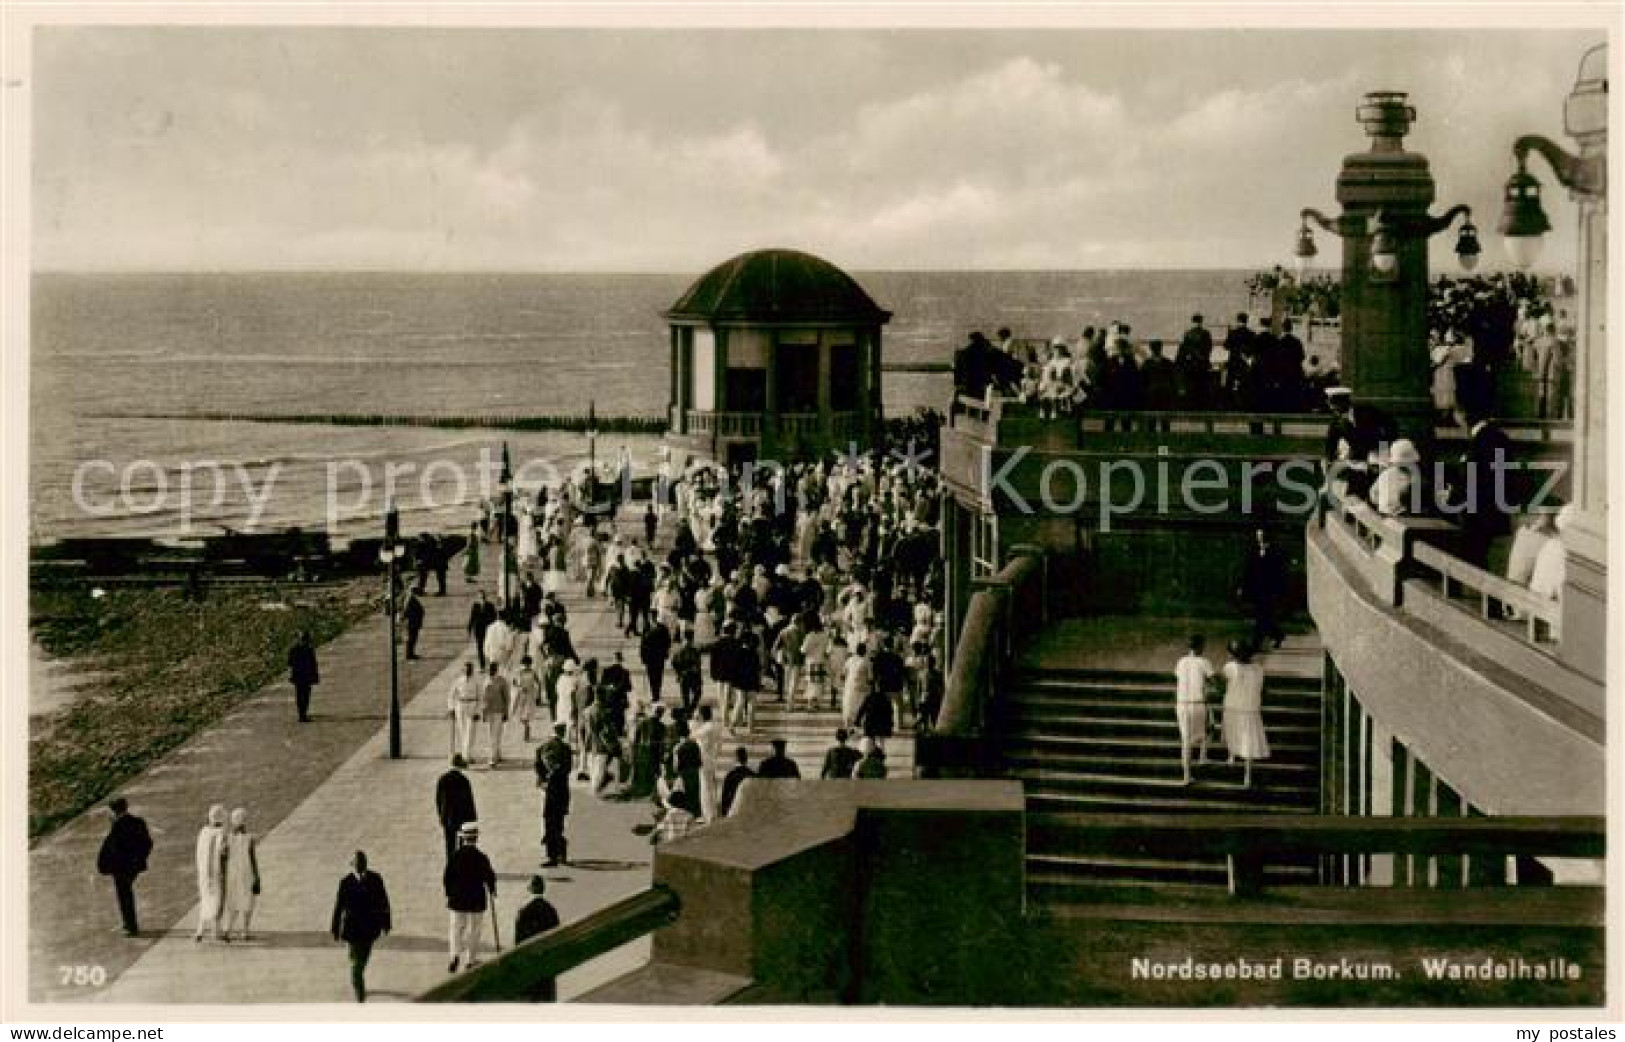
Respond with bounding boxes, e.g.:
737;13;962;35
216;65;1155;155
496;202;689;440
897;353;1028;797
700;695;916;779
1000;666;1322;904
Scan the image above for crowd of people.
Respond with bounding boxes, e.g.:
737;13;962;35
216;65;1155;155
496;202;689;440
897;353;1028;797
427;448;949;968
953;314;1338;423
1428;273;1575;422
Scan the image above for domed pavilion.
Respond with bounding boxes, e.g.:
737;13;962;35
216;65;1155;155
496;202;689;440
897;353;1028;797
664;247;891;466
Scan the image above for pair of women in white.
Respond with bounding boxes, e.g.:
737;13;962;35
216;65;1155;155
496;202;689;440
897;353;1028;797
194;804;261;942
1173;637;1270;788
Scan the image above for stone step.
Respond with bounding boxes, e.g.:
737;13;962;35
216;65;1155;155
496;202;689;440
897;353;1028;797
1008;693;1323;721
1001;730;1320;757
1012;767;1318;805
1026;789;1317;816
1025;853;1317;889
1001;712;1321;744
1003;749;1318;778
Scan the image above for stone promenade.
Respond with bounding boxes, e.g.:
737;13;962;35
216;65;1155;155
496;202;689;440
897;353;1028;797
32;516;673;1006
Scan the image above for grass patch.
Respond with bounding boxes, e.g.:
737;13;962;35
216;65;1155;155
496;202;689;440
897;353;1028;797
28;580;378;841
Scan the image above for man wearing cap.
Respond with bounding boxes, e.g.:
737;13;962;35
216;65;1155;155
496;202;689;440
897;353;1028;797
434;756;477;864
331;850;391;1002
535;723;573;867
756;738;802;780
443;822;496;973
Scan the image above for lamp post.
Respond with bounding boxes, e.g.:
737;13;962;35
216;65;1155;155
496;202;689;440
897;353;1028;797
498;443;514;611
380;502;406;759
1293;91;1480;439
1496;43;1608;679
585;400;600;513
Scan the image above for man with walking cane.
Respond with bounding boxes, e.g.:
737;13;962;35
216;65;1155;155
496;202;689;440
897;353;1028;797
444;821;496;974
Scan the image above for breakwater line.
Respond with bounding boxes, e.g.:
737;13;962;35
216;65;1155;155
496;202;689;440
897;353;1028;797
89;410;671;434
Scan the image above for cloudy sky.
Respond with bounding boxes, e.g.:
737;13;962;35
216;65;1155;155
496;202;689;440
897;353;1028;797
32;24;1601;272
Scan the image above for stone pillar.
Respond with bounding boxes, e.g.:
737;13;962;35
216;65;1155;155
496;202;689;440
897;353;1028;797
817;335;833;453
1335;93;1437;442
1559;102;1607;683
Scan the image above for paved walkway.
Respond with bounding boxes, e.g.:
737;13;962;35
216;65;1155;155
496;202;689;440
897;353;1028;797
33;516;676;1006
30;565;485;1003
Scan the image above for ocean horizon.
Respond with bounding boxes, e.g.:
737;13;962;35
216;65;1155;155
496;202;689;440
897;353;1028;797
31;268;1282;543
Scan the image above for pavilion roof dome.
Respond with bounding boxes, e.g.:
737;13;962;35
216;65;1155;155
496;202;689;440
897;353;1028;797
665;248;891;325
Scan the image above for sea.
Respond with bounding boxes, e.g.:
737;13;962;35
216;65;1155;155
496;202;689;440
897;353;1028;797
31;270;1261;545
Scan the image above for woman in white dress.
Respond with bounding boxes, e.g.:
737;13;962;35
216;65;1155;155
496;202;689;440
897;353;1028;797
1220;641;1270;789
543;538;568;596
222;807;261;942
516;503;539;570
841;643;872;729
193;803;228;942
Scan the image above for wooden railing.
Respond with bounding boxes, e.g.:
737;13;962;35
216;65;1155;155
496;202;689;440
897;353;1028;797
1412;541;1561;644
685;411;761;438
1046;813;1605;899
778;413;823;438
417;886;681;1003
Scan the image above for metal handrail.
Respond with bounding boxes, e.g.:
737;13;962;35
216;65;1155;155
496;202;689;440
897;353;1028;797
417;885;681;1003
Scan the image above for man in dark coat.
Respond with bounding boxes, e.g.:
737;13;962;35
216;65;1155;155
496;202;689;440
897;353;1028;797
630;705;668;800
513;875;562;1001
467;592;496;669
431;533;449;595
444;823;496;973
1175;313;1214;408
97;797;152;937
1239;528;1289;650
330;850;392;1002
640;619;672;703
672;632;703;716
402;589;426;661
434;756;477;864
536;724;573;867
1221;313;1255;408
1444;404;1517;568
601;651;633;725
953;331;997;400
670;722;704;814
870;636;911;728
756;738;802;780
819;728;862;780
288;631;320;723
718;746;754;817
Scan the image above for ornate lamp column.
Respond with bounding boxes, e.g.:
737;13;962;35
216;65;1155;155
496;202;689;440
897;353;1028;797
1296;92;1479;442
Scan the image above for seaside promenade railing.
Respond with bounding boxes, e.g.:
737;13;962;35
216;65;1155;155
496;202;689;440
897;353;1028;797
949;394;1573;447
417;886;681;1003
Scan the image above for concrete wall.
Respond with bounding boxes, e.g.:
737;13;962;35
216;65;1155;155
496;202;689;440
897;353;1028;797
652;780;1028;1005
1307;523;1604;815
